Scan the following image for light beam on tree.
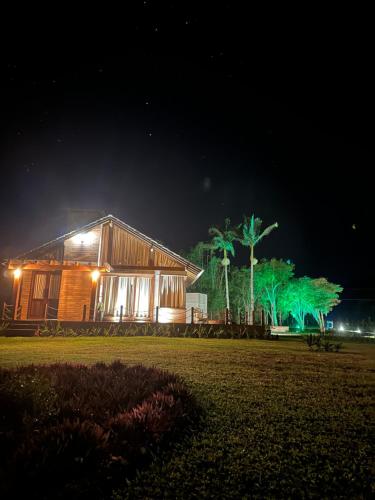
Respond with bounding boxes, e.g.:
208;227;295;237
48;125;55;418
238;215;278;325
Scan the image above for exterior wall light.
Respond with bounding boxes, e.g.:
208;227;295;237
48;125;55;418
91;270;100;282
73;232;95;245
14;268;22;279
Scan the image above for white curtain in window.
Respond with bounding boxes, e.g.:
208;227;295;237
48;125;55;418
116;277;135;317
101;276;152;318
48;274;61;299
102;276;119;316
159;275;185;308
33;274;47;299
134;277;151;318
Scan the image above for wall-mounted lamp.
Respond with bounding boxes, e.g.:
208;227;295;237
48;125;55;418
91;270;100;282
13;268;22;279
73;232;95;245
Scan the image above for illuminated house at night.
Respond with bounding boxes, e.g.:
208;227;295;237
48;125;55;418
5;214;203;323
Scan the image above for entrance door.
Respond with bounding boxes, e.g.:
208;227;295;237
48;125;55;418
29;272;61;319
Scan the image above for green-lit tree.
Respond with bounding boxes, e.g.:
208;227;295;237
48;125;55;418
278;277;313;331
254;259;294;326
207;218;237;311
238;215;278;324
310;278;342;333
279;277;342;332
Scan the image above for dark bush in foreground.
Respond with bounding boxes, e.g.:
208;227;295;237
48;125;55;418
0;362;198;499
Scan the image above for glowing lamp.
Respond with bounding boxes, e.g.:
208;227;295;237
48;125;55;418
91;270;100;282
73;232;95;245
14;268;22;279
339;325;344;332
356;328;361;334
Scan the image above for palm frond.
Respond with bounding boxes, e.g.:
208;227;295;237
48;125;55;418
259;222;278;241
208;226;224;238
225;241;235;256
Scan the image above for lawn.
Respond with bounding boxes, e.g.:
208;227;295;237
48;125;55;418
0;337;374;498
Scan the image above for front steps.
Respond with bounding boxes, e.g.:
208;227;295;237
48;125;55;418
1;321;41;337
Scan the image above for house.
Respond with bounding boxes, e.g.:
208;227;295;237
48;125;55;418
5;214;203;323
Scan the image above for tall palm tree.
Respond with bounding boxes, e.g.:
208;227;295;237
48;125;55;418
238;215;278;324
207;218;237;311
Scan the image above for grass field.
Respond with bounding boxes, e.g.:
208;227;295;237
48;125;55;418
0;337;374;498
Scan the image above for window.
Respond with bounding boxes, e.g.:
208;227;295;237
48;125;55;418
32;274;47;299
48;274;61;299
159;275;185;308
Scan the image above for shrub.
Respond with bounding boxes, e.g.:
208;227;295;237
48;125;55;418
305;334;343;352
0;362;198;499
0;322;9;334
38;322;268;339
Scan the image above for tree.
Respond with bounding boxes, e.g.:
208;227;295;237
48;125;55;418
279;277;314;331
238;215;278;324
309;278;342;333
254;259;294;326
279;277;343;332
184;242;225;314
229;266;251;322
207;218;237;311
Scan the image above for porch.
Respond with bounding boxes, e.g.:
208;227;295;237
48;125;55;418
7;264;191;323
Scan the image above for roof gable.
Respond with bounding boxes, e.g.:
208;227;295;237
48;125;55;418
15;214;203;282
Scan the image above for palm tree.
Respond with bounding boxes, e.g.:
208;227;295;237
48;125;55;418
207;218;237;312
238;215;278;325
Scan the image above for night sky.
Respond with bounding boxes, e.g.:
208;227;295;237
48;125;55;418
1;5;374;320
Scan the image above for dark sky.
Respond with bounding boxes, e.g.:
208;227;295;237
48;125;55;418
1;5;374;319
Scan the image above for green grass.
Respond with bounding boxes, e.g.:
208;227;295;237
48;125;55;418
1;337;374;498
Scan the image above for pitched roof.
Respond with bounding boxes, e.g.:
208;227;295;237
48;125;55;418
15;214;204;283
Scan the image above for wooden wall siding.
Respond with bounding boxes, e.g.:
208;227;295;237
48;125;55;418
100;224;150;266
19;270;33;320
154;250;182;268
63;226;101;263
100;223;110;264
111;225;150;266
28;243;64;261
58;271;93;321
158;307;187;324
99;222;185;270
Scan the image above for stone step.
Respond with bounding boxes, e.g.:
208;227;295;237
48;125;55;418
3;328;39;337
10;321;41;325
8;324;40;329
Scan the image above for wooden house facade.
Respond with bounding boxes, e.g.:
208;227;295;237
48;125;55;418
6;215;203;323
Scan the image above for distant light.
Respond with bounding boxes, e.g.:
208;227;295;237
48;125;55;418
14;268;22;279
356;328;361;334
339;325;344;331
91;270;100;282
73;232;95;245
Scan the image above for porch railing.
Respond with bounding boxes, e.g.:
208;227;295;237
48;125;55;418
2;303;22;320
1;301;248;326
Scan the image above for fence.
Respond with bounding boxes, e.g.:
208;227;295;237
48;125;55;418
2;302;262;326
2;303;22;320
